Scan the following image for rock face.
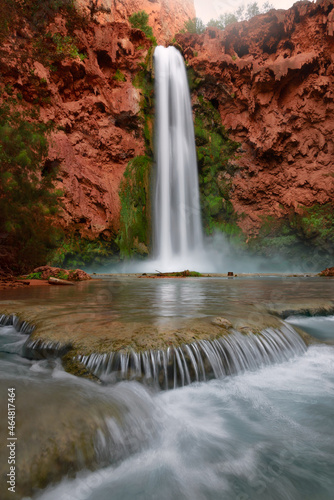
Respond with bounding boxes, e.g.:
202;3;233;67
0;1;194;249
319;266;334;276
76;0;195;44
176;0;334;235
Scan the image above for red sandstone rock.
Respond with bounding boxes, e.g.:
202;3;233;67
319;267;334;276
176;0;334;234
33;266;91;281
76;0;195;44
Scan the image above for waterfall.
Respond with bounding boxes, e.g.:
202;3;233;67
153;46;203;267
75;325;306;389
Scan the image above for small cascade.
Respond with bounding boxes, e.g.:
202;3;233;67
153;46;203;266
76;324;306;389
0;313;35;335
23;338;72;359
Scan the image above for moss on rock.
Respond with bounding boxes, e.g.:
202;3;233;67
116;155;152;258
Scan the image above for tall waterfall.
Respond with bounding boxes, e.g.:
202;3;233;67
153;46;203;267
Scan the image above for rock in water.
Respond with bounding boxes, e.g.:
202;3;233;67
48;277;75;286
319;267;334;276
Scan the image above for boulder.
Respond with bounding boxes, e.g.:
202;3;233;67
33;266;91;281
319;267;334;276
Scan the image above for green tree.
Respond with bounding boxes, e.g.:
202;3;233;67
184;17;206;34
207;2;274;30
0;101;62;273
207;13;238;30
129;10;155;42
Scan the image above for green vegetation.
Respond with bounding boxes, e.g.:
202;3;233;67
26;272;43;280
33;32;86;68
183;2;274;33
129;11;156;44
208;2;274;29
0;100;62;273
295;204;334;249
247;204;334;265
51;236;118;270
193;96;242;242
116;156;152;258
183;17;206;34
159;270;203;277
113;69;126;82
115;47;155;259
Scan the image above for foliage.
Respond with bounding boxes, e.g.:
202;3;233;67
132;47;155;155
115;49;155;259
193;96;240;238
247;205;334;266
207;13;237;30
113;69;126;82
207;2;274;30
26;272;42;279
116;156;152;258
0;100;62;273
51;236;118;270
129;11;156;44
291;204;334;250
183;17;206;34
33;32;86;67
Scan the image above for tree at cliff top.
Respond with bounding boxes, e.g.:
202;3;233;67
0;100;62;274
206;2;274;29
183;17;206;34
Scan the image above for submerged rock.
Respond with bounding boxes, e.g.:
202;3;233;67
0;377;156;499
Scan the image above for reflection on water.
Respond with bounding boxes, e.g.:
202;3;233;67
1;276;334;326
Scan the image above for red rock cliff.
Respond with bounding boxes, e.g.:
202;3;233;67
177;0;334;235
0;0;194;247
76;0;195;44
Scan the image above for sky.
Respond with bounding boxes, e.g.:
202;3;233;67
194;0;306;23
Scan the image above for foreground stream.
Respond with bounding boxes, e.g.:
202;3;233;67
0;277;334;500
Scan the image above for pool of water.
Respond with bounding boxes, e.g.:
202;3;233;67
0;277;333;500
1;276;333;326
286;315;334;341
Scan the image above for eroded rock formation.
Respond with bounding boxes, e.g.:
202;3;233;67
76;0;195;44
177;0;334;235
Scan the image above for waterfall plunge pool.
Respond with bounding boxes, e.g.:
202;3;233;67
0;277;334;499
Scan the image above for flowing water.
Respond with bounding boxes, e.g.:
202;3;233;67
153;46;203;269
0;278;334;499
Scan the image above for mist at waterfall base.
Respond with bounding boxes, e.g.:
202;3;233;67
107;46;322;275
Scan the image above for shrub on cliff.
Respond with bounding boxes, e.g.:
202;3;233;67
129;11;156;44
0;101;62;273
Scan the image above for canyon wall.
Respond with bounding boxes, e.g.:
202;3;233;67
0;0;194;258
76;0;195;44
176;0;334;237
1;0;334;269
